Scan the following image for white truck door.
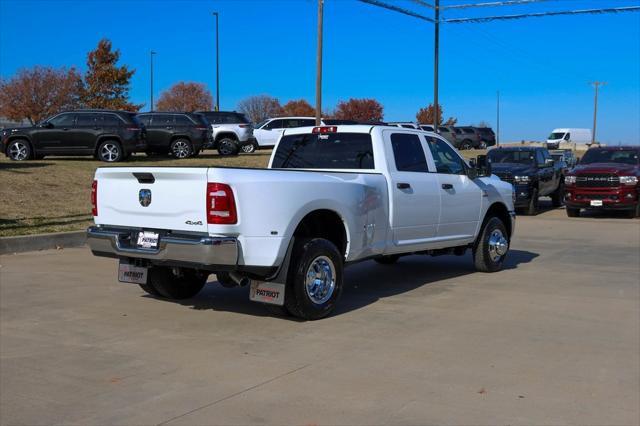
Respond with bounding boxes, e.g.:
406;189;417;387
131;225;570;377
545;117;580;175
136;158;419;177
384;131;440;249
425;136;482;240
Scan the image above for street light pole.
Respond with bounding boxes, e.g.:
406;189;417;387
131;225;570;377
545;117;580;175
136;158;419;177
496;90;500;146
590;81;606;145
213;12;220;111
433;0;439;132
150;50;156;112
315;0;324;126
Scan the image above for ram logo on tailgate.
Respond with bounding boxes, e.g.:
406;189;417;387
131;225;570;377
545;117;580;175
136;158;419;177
139;189;152;207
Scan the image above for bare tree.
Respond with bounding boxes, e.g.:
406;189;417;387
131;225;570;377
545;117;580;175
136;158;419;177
237;95;283;123
0;66;83;125
156;82;213;112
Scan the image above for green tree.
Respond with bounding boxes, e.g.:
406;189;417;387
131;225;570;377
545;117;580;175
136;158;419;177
83;39;142;111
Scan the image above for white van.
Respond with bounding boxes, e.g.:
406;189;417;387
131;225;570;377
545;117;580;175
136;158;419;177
546;128;592;148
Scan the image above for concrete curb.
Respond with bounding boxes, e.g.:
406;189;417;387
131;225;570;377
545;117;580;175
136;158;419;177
0;231;87;255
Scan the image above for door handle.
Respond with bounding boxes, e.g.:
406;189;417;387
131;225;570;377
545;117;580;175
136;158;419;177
397;183;411;189
441;183;454;190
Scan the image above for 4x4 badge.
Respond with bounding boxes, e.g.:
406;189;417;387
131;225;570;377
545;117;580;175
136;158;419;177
139;189;152;207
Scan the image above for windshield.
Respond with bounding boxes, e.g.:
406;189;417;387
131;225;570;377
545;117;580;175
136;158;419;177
548;132;565;140
488;150;535;165
580;149;639;165
272;132;374;169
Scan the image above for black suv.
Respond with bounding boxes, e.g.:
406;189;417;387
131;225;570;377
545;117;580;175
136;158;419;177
136;112;211;158
2;110;146;162
488;146;565;215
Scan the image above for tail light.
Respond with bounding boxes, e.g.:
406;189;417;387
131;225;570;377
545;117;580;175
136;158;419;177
239;124;251;128
312;126;337;134
91;180;98;216
126;127;140;131
195;127;208;131
207;183;237;224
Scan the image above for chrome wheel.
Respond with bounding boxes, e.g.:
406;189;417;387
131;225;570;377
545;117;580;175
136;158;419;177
8;141;29;161
305;256;336;305
488;229;509;262
172;140;191;158
100;143;120;162
241;143;256;154
218;139;237;156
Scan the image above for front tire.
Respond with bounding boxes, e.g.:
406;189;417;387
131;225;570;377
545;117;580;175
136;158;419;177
566;207;580;217
551;181;565;207
217;138;239;156
241;141;258;154
97;140;123;162
145;267;208;299
284;238;344;320
170;139;193;159
473;216;509;273
460;140;472;150
7;140;32;161
525;188;539;215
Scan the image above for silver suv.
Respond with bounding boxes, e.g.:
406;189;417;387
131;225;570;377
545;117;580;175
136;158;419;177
197;111;255;155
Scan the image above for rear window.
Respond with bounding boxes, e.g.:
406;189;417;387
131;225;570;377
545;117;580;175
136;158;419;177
272;132;374;170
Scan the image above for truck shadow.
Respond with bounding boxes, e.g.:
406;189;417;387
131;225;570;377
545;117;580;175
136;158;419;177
150;249;538;319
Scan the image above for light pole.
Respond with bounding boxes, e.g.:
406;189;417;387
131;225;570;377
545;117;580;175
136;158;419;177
213;12;220;111
150;50;156;112
315;0;324;126
496;90;500;146
433;0;439;132
590;81;606;145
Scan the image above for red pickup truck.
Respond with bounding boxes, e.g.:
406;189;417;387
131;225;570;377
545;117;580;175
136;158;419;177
564;146;640;218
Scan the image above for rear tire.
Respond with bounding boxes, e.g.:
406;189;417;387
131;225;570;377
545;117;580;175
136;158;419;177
473;216;509;273
374;255;400;265
626;203;640;219
566;207;580;217
284;238;344;320
147;267;208;299
217;138;239;156
461;140;472;150
170;139;193;159
241;141;258;154
139;283;162;297
97;140;123;162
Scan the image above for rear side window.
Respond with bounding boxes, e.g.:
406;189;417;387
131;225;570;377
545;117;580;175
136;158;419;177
391;133;428;172
137;115;151;126
174;115;194;125
76;113;97;125
152;115;174;125
463;128;474;134
438;127;449;132
283;119;315;128
272;133;374;170
100;114;123;126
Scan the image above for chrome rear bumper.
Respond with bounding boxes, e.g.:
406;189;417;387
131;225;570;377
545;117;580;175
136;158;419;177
86;226;238;266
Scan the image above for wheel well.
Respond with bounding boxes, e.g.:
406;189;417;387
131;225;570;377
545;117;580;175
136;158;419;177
170;135;192;144
484;203;512;237
293;210;348;257
215;132;238;142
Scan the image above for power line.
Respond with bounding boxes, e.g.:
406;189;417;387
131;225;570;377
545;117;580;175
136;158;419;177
357;0;435;23
442;6;640;23
441;0;557;10
410;0;436;10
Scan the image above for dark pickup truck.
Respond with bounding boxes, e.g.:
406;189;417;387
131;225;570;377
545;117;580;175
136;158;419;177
564;146;640;218
488;146;565;215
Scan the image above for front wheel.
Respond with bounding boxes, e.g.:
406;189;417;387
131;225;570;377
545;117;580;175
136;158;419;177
473;217;509;273
241;141;258;154
460;140;472;150
284;238;344;320
7;140;32;161
97;140;123;162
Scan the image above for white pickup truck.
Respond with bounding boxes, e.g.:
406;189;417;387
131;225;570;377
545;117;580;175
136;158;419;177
87;125;515;320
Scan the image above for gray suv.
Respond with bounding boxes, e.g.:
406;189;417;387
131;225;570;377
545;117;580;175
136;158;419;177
197;111;255;155
456;127;483;150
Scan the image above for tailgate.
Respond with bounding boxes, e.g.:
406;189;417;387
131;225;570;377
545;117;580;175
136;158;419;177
94;167;209;233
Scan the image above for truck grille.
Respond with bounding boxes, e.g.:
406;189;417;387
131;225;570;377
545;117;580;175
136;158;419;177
576;174;619;188
494;172;514;185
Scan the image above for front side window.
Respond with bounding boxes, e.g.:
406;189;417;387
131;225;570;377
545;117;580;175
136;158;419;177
48;113;75;127
272;132;374;170
283;119;315;128
390;133;428;172
76;113;97;126
564;133;571;141
426;137;466;174
265;119;285;130
536;150;546;166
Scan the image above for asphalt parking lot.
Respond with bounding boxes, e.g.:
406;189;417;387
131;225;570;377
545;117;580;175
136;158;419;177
1;205;638;425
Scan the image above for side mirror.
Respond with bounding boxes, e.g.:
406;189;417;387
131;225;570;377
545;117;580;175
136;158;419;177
545;158;555;166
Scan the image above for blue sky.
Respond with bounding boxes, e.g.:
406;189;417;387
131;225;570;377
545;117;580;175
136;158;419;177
0;0;638;143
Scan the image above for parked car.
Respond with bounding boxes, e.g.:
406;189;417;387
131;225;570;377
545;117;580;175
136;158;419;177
87;124;515;320
488;146;565;215
476;127;496;147
253;117;316;150
456;126;483;150
550;152;569;173
551;149;577;168
546;128;592;149
1;110;146;162
564;146;640;218
436;126;458;147
136;112;210;158
196;111;254;155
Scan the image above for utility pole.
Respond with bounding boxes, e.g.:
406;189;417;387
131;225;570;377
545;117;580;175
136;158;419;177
590;81;606;145
496;90;500;146
433;0;439;132
149;50;156;112
315;0;324;126
213;12;220;111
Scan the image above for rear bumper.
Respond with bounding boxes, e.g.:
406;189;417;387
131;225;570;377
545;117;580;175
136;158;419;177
87;226;238;267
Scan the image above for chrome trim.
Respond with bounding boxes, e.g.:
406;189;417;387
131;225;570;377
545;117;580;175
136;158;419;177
86;226;238;265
